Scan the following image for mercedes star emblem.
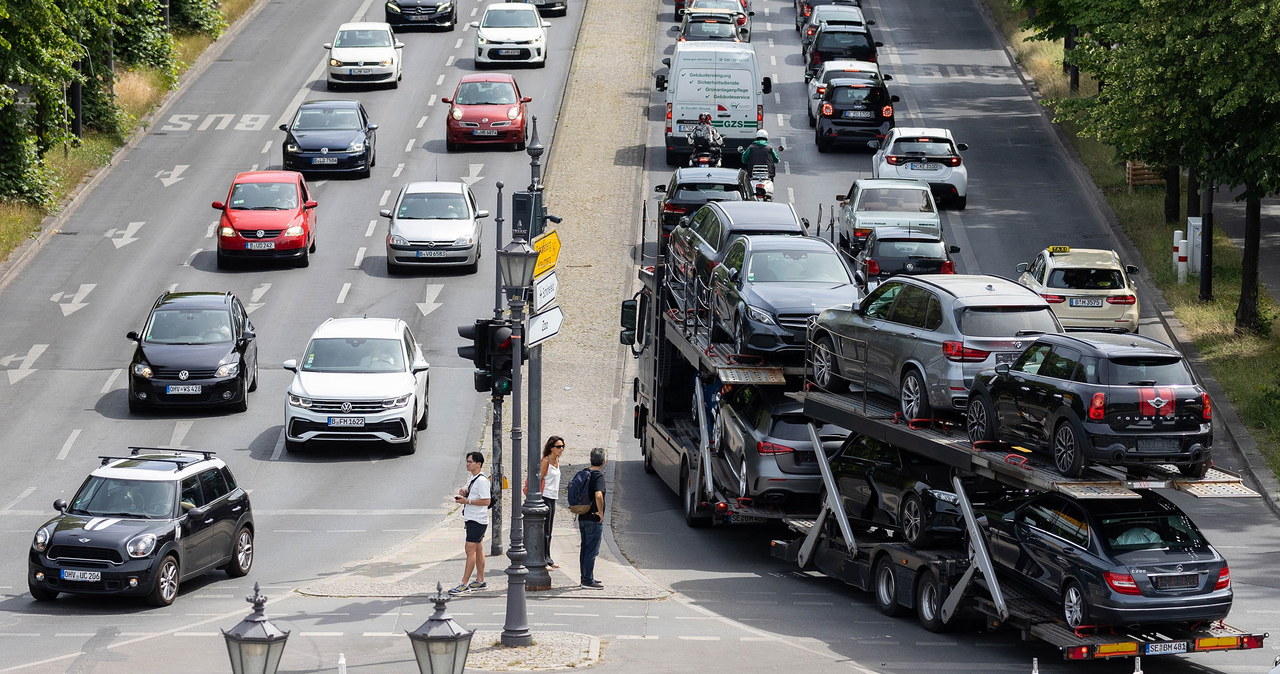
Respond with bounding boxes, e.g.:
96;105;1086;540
178;370;189;380
79;538;91;543
341;402;352;413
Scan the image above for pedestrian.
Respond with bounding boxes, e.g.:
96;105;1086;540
540;436;566;569
449;451;491;595
577;447;606;590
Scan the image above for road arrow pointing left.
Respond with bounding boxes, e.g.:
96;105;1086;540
54;283;96;316
246;282;272;314
107;221;145;249
417;284;445;316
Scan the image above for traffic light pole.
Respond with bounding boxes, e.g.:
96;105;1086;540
490;182;506;556
501;291;531;647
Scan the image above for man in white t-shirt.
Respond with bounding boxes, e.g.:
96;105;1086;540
450;451;491;595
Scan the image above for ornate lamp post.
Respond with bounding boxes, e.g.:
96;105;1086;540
406;582;474;674
222;583;289;674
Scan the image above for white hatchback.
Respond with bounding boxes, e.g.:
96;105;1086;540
471;3;549;68
870;126;970;209
283;317;429;454
325;22;403;89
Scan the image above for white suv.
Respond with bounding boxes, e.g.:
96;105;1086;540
870;127;970;209
283;317;429;454
470;3;549;68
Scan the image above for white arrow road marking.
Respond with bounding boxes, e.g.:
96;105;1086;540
105;221;145;248
169;420;193;449
337;283;351;304
461;163;485;187
101;369;122;393
5;344;48;384
51;283;96;316
393;162;404;178
156;165;189;187
205;220;218;238
417;284;445;316
56;430;81;461
246;282;272;314
0;486;35;512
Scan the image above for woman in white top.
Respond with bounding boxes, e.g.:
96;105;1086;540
540;436;565;569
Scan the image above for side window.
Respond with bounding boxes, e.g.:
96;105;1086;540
1033;256;1048;284
723;240;746;275
231;301;245;336
1019;500;1057;532
1052;503;1090;548
403;331;416;364
1013;343;1052;375
298;178;309;202
180;476;206;509
923;294;943;331
887;285;930;328
359;104;369;126
1038;346;1082;380
862;282;902;320
221;467;239;492
199;468;231;503
705;213;725;250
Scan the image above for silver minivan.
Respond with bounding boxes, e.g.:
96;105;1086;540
809;274;1063;418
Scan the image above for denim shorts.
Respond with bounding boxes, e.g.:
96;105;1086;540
465;520;488;543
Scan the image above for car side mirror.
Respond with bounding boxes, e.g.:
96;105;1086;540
469;20;480;27
654;184;667;193
661;57;671;67
866;19;875;24
126;331;140;341
949;245;961;254
242;328;256;341
304;200;318;209
212;201;225;210
890;95;900;102
874;41;883;46
801;217;811;232
678;216;690;228
854;270;865;285
883;74;892;81
1014;262;1029;273
836;193;846;201
278;123;289;132
867;139;881;149
54;499;67;512
283;359;298;372
379;209;392;218
185;503;206;518
748;10;755;15
956;143;969;151
441;97;453;104
521;96;532;103
395;41;405;48
412;361;430;374
367;123;379;131
761;76;772;94
1126;265;1140;275
670;24;679;30
850;297;863;313
323;43;332;50
476;209;491;219
995;363;1011;375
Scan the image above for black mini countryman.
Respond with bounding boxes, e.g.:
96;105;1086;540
966;333;1213;478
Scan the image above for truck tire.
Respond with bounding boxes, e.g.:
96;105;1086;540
1052;418;1087;477
873;554;904;617
681;462;711;528
915;570;953;632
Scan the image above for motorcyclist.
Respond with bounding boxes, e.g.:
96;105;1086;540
690;113;723;155
741;129;780;179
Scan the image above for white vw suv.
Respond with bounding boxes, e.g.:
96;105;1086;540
471;3;549;68
283;317;429;454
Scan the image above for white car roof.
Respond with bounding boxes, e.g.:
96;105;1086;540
856;178;933;191
310;317;405;340
1042;247;1124;269
94;452;227;482
891;127;955;139
336;21;393;31
404;181;466;195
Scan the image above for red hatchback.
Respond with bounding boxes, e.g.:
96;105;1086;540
442;74;531;152
213;171;317;268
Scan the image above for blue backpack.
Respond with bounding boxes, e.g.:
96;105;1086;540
567;468;593;514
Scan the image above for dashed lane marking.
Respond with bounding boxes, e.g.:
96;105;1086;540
56;430;80;461
336;282;351;304
261;141;272;154
182;250;201;266
436;74;445;86
380;189;392;205
405;139;416;152
352;247;366;268
417;116;428;128
100;368;122;393
366;220;378;237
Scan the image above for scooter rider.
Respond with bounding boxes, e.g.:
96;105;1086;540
741;129;780;179
690;113;723;154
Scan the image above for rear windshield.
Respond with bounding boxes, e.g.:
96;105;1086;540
1099;513;1208;553
772;417;843;441
827;86;884;104
686;21;737;38
821;70;878;85
816;32;872;51
889;138;956;157
958;306;1059;337
674;183;744;201
1104;356;1195;386
688;0;741;10
857;188;934;213
1047;267;1126;290
873;239;945;258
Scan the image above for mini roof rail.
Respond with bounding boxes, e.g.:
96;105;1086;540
94;447;217;470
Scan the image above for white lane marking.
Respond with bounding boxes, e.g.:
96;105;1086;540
776;113;784;126
0;633;40;638
765;22;772;30
767;38;774;47
54;634;96;638
0;487;35;513
393;163;404;178
614;615;656;619
173;632;221;638
167;283;179;294
261;141;272;154
191;594;234;599
454;38;463;49
182;250;201;266
404;138;416;152
774;92;781;104
782;160;791;174
169;420;193;448
553;613;599;617
274;0;381;128
787;187;795;204
336;282;351;304
762;6;770;15
270;430;285;461
445;55;455;67
248;163;258;172
417;285;445;316
205;220;217;238
100;369;122;393
679;636;720;641
772;72;779;83
770;55;776;66
436;74;445;86
380;189;392;206
56;429;80;460
363;632;399;637
266;509;445;515
674;616;715;620
462;22;471;32
794;601;833;606
366;220;378;237
945;211;980;274
353;247;366;267
417;116;428;128
428;94;437;107
616;635;658;640
470;6;477;14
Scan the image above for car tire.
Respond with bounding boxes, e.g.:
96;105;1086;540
399;429;417;455
28;582;58;602
900;368;933;420
247;361;258;392
446;139;458;153
416;388;429;430
1053;417;1088;478
216;250;231;270
899;491;933;548
954;195;967;210
146;555;180;607
665;149;679;167
310;237;317;253
535;58;547;69
285;438;306;453
732;316;748;356
128;395;147;414
359;162;371;179
1179;460;1210;478
386;259;401;276
1061;580;1090;629
229;375;249;413
681;462;711;528
811;333;844;391
224;527;254;578
915;570;953;632
815;132;831;153
296;248;310;268
807;108;815;128
966;394;997;445
873;554;904;617
326;81;337;91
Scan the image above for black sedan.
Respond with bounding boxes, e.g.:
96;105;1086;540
830;433;961;546
975;489;1232;629
279;99;377;178
966;332;1213;478
853;226;959;291
710;234;857;356
126;291;258;413
385;0;457;29
654;167;752;233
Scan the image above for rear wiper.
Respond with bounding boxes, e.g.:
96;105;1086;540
1128;380;1157;386
1015;330;1046;336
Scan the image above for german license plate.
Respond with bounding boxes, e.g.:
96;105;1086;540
166;385;201;394
995;352;1018;365
498;49;521;55
1137;437;1180;453
328;417;366;427
246;241;275;250
62;569;101;582
1145;641;1188;655
731;515;768;523
910;162;941;170
349;68;373;75
843;110;873;119
473;129;498;136
1070;297;1104;307
1152;574;1198;590
409;14;432;20
312;157;339;165
416;250;447;258
677;125;695;132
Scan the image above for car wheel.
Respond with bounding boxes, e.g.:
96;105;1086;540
216;250;232;270
900;368;933;420
807;107;815;128
899;491;933;548
811;333;844;391
225;527;254;577
535;58;547;69
1053;418;1087;477
1179;460;1210;478
873;554;904;617
28;582;58;602
954;195;967;210
229;375;249;413
310;237;317;253
815;132;831;153
681;462;711;527
296;248;310;268
1061;581;1090;629
446;138;458;153
399;428;418;455
326;81;337;91
416;388;429;430
732;317;748;356
128;395;147;414
146;555;180;607
386;259;401;276
515;134;527;151
915;570;953;632
247;360;258;392
966;394;997;444
285;438;306;453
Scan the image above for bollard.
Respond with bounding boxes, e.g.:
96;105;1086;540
1177;239;1188;283
1132;655;1142;673
338;653;347;674
1030;657;1038;674
1172;230;1183;268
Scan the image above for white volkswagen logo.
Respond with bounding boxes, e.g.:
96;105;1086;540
341;402;352;413
320;147;329;154
179;370;190;380
256;229;265;238
905;263;915;271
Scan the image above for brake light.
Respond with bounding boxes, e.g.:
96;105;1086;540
739;0;747;7
881;105;893;118
942;341;989;363
1106;294;1137;305
1215;566;1231;590
816;85;826;95
803;6;811;16
1040;293;1065;303
854;228;872;239
1088;392;1106;420
940;260;955;274
885;155;906;166
737;13;747;25
945;156;962;167
811;51;823;66
662;203;688;213
821;103;833;117
1104;571;1141;595
665;103;672;134
678;36;686;41
865;259;880;276
757;104;763;125
806;26;816;36
757;441;795;455
1202;392;1212;420
1065;646;1090;660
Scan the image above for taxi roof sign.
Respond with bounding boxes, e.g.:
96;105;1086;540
1048;245;1071;254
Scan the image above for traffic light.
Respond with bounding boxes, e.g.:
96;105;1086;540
457;319;494;393
488;321;514;396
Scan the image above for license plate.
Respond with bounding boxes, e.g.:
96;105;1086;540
328;417;366;427
843;110;873;119
409;14;432;20
416;250;447;258
498;49;521;55
349;68;373;75
312;157;339;165
731;515;768;523
1069;297;1104;307
1137;437;1180;453
166;385;201;394
995;352;1018;365
246;241;275;250
1152;574;1198;590
1145;641;1188;655
909;162;941;170
62;569;101;582
473;129;498;136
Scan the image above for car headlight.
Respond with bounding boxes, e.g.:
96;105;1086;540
450;107;463;121
329;58;343;67
218;225;236;238
285;225;304;236
390;234;408;246
507;106;519;120
285;143;300;153
383;394;412;409
929;490;960;506
477;34;487;44
745;305;776;325
33;527;51;553
349;141;366;153
437;1;452;9
454;235;475;246
386;1;402;11
133;363;153;378
288;393;313;408
126;533;157;559
216;361;241;378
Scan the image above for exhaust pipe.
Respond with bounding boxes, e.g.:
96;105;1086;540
1112;450;1125;462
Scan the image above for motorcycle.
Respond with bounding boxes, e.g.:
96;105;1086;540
738;144;783;201
686;132;723;167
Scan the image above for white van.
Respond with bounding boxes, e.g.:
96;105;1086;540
656;42;772;166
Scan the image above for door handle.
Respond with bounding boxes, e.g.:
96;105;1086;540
203;518;214;524
1019;386;1030;391
232;506;243;512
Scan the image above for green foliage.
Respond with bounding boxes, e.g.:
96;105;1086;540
0;110;59;205
170;0;226;36
114;0;178;85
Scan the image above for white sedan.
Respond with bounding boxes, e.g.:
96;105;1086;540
870;126;970;209
471;3;549;68
325;22;403;89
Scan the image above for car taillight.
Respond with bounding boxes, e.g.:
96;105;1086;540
1104;571;1141;595
663;203;687;213
803;6;811;16
1088;392;1106;420
757;441;795;455
865;259;880;275
854;228;872;239
942;341;989;363
945;156;962;167
757;104;763;125
885;155;906;166
1202;392;1212;420
811;52;823;66
816;85;826;95
1107;294;1137;305
678;36;686;41
881;105;893;118
1040;293;1065;303
737;13;747;25
806;26;816;36
940;260;955;274
665;103;672;134
821;103;833;117
1215;566;1231;590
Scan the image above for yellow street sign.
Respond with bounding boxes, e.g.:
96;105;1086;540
532;229;561;278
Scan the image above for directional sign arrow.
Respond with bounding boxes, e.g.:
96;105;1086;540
106;221;145;249
526;305;564;348
417;284;445;316
157;164;190;187
51;283;96;316
533;270;558;313
460;163;485;187
245;282;272;314
6;344;48;384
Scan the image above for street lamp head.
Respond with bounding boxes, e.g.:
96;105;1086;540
497;239;539;289
526;116;544;161
406;582;474;674
222;583;290;674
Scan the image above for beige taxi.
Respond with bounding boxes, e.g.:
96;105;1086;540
1015;246;1140;332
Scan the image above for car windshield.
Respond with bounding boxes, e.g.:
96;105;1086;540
1047;267;1126;290
397;192;470;219
816;32;872;51
482;8;539;27
674;183;744;201
293;107;362;131
228;182;297;210
302;337;405;373
875;239;945;258
455;81;517;105
1099;513;1208;552
746;249;851;284
857;188;934;213
958;306;1060;337
889;139;956;157
1105;356;1196;386
686;21;736;38
69;476;177;519
144;308;233;345
333;29;393;48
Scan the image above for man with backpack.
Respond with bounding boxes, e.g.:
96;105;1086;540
567;448;607;589
449;451;491;595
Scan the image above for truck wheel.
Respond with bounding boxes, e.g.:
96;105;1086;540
915;570;952;632
965;394;996;445
1061;580;1090;629
811;334;844;391
900;368;933;420
899;492;933;548
873;554;904;617
1052;418;1087;477
681;462;711;528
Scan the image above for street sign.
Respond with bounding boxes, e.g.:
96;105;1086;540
533;270;558;313
526;305;564;348
532;229;561;279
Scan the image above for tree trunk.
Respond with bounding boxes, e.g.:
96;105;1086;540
1163;165;1180;223
1186;167;1200;218
1234;190;1263;334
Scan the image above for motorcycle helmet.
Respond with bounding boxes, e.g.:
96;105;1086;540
698;113;712;123
756;129;769;140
